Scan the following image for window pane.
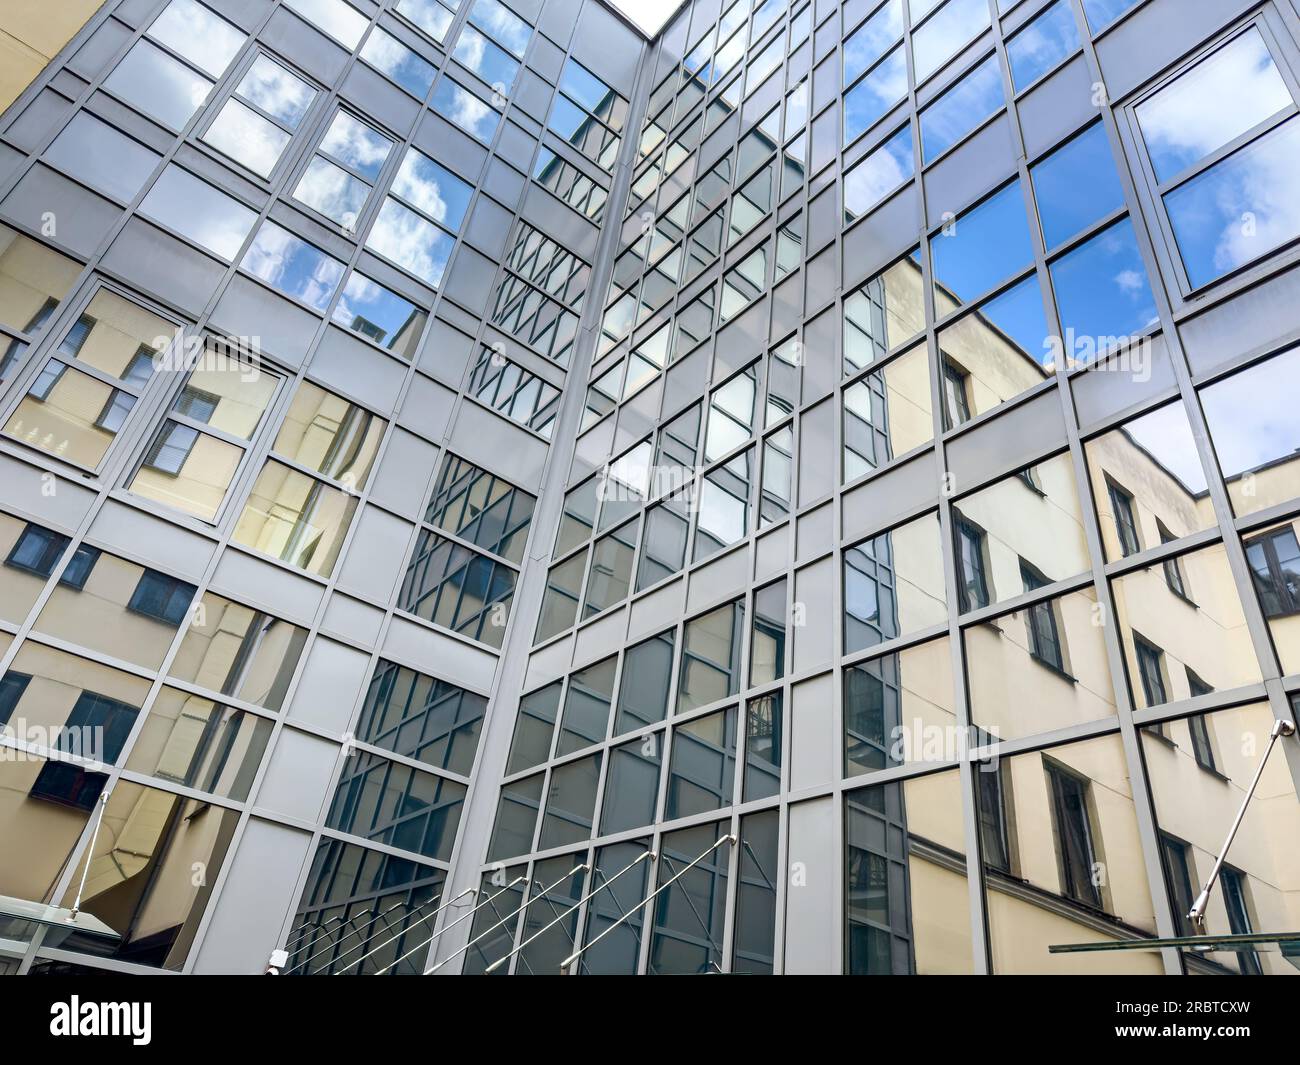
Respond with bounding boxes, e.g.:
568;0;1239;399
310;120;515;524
1081;0;1138;33
174;347;278;439
327;750;465;861
392;148;472;230
846;770;972;972
150;0;245;77
1244;521;1300;672
366;199;454;286
291;838;443;974
843;346;933;478
844;636;955;774
678;600;743;713
204;98;290;177
238;54;315;126
332;271;426;357
1084;400;1212;560
397;0;455;42
470;0;532;58
33;551;194;669
361;27;436;98
4;361;134;467
53;779;239;968
272;380;385;488
139;166;257;260
932;183;1033;307
320;111;393;181
432;78;500;142
59;288;175;383
1;642;148;763
294;156;370;228
845;513;947;653
556;656;615;755
125;687;272;800
358;659;486;775
1031;123;1124;250
241;221;345;310
1142;702;1298;974
130;421;242;519
844;0;904;85
920;54;1004;162
1165;116;1300;288
232;461;358;576
398;530;516;647
695;449;752;561
169;591;306;710
967;584;1115;740
454;24;520;89
583;518;638;617
743;693;782;801
0;516;70;623
649;823;731;974
0;227;81;338
426;453;536;563
844;125;914;219
1136;28;1291;184
844;45;907;144
912;0;991;82
983;735;1156;973
1006;0;1079;90
284;0;368;48
1112;542;1261;708
952;453;1090;602
600;738;662;834
538;752;601;849
667;707;737;818
1200;347;1300;518
1049;218;1157;349
614;630;674;735
536;552;584;642
104;39;213;130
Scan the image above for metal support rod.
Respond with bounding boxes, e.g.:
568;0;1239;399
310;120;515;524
284;912;345;949
323;895;443;974
561;834;736;971
285;906;379;974
333;888;475;975
295;901;408;969
486;858;634;973
426;868;581;974
68;789;110;921
374;876;527;977
1187;717;1295;933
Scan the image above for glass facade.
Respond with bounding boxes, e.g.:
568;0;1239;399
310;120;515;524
1;0;1299;978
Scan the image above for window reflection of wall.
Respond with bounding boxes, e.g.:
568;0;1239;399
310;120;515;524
965;587;1117;741
982;734;1160;974
1112;543;1260;710
168;591;306;711
31;549;195;671
846;769;972;974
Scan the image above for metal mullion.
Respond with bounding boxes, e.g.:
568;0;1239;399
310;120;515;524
1152;105;1298;199
313;824;452;872
901;4;994;970
416;518;523;576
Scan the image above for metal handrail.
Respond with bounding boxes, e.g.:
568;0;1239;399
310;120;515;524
283;912;345;950
425;866;586;974
484;851;653;974
561;834;736;971
333;888;474;975
372;876;527;976
285;905;384;974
